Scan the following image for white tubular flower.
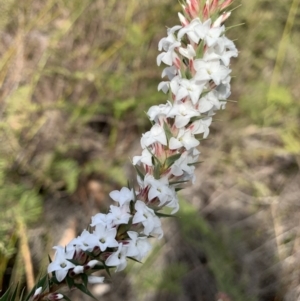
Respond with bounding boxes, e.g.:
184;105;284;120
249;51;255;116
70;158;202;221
105;243;128;272
169;128;200;151
214;36;238;66
109;187;134;206
178;18;202;43
161;65;178;80
190;117;212;139
141;124;167;148
157;48;180;66
93;224;118;251
69;230;97;252
133;148;153;166
157;81;170;93
194;59;231;86
196;21;225;47
125;231;152;261
133;200;163;238
170;76;205;105
158;25;182;51
197;91;220;113
168;100;200;128
109;204;131;226
179;44;196;60
170;151;195;177
47;246;75;282
147;102;172;122
90;212;113;228
144;174;176;208
215;75;232;100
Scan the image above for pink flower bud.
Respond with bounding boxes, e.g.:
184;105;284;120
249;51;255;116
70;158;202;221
220;0;233;10
47;293;63;300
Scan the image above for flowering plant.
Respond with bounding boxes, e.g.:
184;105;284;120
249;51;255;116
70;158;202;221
1;0;238;300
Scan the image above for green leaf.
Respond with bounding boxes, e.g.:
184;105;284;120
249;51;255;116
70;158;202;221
0;285;12;301
19;287;26;301
155;212;177;218
163;122;173;142
66;259;80;265
145;146;161;167
102;262;112;277
90;264;106;271
61;294;72;301
153;163;161;180
164;153;181;169
25;274;48;301
81;273;88;287
65;275;74;290
127;256;142;264
10;283;19;301
187;161;203;166
133;165;145;181
73;283;97;300
169;180;189;185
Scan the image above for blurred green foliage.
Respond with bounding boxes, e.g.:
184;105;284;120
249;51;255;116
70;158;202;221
229;0;300;153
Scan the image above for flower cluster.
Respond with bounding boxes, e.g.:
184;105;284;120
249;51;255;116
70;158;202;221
40;0;237;299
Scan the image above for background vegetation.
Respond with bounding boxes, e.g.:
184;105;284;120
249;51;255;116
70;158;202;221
0;0;299;300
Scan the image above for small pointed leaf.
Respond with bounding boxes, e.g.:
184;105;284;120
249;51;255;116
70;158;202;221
73;283;97;301
134;165;145;181
165;153;181;169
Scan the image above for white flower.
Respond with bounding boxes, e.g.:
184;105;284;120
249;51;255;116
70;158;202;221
161;65;178;80
125;231;152;261
105;243;128;272
109;187;134;206
197;91;220;113
170;151;195;177
169;128;200;150
69;230;97;252
109;204;131;225
147;102;172;121
143;174;176;208
170;76;205;105
194;59;231;86
178;18;202;43
179;44;196;60
141;124;167;148
90;212;113;228
189;117;212;138
93;224;118;251
133;148;153;166
168;100;200;128
133;200;162;237
158;25;182;51
157;81;170;93
47;246;75;282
